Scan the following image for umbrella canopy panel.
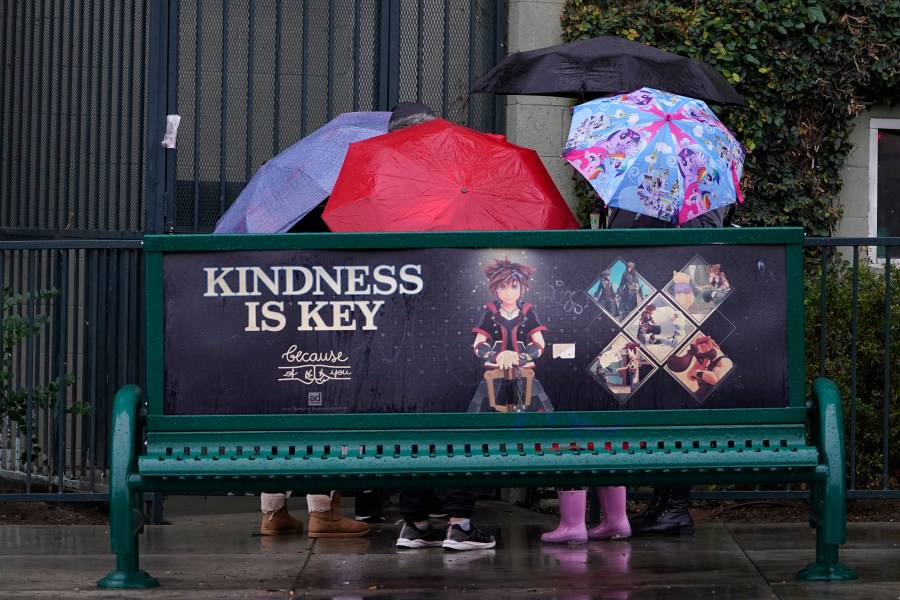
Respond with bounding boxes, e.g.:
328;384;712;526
324;118;579;232
471;36;746;106
564;88;745;225
215;112;391;233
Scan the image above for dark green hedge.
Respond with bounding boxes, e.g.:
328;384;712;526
561;0;900;235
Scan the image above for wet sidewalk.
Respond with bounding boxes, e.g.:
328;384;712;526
3;494;898;599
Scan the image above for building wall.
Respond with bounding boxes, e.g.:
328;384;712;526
505;1;577;211
835;105;900;238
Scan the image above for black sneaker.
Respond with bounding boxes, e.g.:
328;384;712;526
355;513;386;524
442;523;496;551
396;523;446;548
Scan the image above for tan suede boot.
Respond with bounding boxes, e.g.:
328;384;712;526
260;505;304;536
307;492;371;538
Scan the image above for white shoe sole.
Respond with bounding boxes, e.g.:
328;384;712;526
396;538;444;548
441;540;497;551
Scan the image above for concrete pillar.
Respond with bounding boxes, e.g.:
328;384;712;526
505;1;578;211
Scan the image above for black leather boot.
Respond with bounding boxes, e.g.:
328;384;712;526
631;485;694;536
627;486;668;531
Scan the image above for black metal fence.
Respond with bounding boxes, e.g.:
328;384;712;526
0;237;897;503
159;0;505;233
0;0;151;236
0;241;144;501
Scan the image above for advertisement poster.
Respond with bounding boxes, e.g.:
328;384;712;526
162;245;789;415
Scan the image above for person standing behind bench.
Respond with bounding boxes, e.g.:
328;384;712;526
383;102;497;551
608;203;730;537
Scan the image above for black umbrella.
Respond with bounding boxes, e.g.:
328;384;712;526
471;36;746;106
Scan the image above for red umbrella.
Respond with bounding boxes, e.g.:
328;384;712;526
323;118;579;232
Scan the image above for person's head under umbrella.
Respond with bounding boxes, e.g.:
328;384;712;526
388;101;437;131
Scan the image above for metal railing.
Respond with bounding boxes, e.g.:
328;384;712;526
0;240;144;502
0;237;896;503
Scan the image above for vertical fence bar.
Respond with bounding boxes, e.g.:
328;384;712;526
219;0;229;217
849;246;859;489
68;250;82;478
441;0;449;114
104;0;114;230
467;0;475;126
818;247;827;376
245;0;256;181
11;0;28;226
493;0;505;133
327;1;334;118
40;250;52;482
194;0;203;230
417;0;424;101
352;0;361;110
36;0;48;228
137;0;150;232
25;250;36;491
90;0;101;230
882;246;892;490
0;0;8;223
301;0;309;135
54;249;70;492
273;0;282;152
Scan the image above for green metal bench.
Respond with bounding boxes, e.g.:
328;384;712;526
98;227;856;588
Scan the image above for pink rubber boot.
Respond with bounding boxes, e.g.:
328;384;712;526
587;486;631;540
541;490;588;543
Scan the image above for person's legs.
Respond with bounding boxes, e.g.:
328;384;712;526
541;488;588;543
307;491;370;538
396;488;447;548
630;485;694;536
260;491;304;535
354;489;386;523
441;488;496;551
587;486;631;540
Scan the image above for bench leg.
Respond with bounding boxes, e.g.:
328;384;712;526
796;378;858;581
97;385;159;589
97;488;158;589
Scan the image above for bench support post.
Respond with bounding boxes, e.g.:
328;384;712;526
97;385;159;589
796;378;857;581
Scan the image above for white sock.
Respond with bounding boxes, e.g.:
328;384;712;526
453;519;471;531
413;521;429;531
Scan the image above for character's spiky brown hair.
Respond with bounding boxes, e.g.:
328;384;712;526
484;257;535;296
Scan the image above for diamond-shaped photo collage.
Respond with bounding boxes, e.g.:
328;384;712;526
586;255;735;405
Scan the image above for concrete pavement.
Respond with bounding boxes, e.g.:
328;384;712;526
2;494;898;599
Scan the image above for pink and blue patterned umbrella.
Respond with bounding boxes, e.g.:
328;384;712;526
215;111;390;233
563;88;745;225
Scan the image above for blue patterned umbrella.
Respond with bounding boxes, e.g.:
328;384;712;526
563;88;745;225
214;111;391;233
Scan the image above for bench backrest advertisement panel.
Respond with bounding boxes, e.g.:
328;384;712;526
160;243;790;415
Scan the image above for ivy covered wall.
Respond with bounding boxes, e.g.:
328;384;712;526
562;0;900;235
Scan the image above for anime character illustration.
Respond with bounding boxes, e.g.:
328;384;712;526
676;146;716;223
590;269;619;318
467;257;554;413
670;311;685;343
670;271;694;311
616;88;656;107
623;296;695;364
700;263;731;304
665;333;734;401
663;257;734;323
637;305;661;345
616;261;644;316
564;128;643;181
563;113;608;151
636;168;678;222
588;335;655;403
